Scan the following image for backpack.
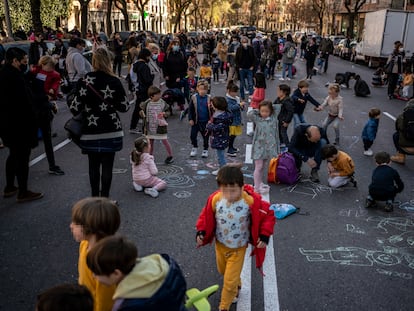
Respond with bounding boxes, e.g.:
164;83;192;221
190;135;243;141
403;108;414;140
276;152;299;185
286;46;295;59
129;60;139;92
267;157;279;183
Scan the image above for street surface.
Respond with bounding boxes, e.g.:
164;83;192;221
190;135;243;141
1;55;414;311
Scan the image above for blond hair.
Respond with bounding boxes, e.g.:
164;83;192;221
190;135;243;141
147;43;160;53
38;55;56;67
92;47;115;76
328;83;340;93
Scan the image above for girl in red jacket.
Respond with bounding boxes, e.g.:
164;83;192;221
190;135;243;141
195;165;275;311
32;55;61;100
249;71;266;109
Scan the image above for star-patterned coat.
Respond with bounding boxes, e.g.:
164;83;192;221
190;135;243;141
69;71;129;152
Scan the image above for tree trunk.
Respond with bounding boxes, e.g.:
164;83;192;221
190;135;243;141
81;3;89;37
106;0;113;36
122;9;130;30
348;13;355;37
141;13;146;30
319;16;323;34
30;0;43;33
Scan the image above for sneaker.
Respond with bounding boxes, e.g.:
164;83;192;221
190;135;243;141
144;188;159;198
132;182;143;192
190;147;198;157
3;185;18;198
227;150;237;157
363;149;373;156
232;285;242;304
365;197;376;208
16;190;44;203
202;150;209;158
384;202;394;212
49;166;65;175
279;77;285;81
310;168;320;183
165;156;174;164
212;169;219;176
350;176;357;187
129;128;142;134
259;183;270;194
286;77;291;81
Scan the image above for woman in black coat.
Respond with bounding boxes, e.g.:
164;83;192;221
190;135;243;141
163;38;188;89
304;37;318;80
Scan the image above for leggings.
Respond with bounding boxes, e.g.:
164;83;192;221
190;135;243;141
254;159;268;189
150;139;173;157
87;152;115;197
135;176;166;191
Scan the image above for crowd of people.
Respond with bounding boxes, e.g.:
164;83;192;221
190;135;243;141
1;27;414;311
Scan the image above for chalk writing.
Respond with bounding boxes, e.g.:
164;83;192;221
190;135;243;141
112;168;128;174
396;200;414;212
173;191;192;199
367;216;414;233
339;206;368;218
346;224;366;234
376;268;412;280
280;180;335;199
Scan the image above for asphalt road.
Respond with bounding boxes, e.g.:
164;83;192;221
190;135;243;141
0;55;413;311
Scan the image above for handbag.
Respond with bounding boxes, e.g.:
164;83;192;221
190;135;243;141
156;116;168;134
64;113;83;146
384;59;394;74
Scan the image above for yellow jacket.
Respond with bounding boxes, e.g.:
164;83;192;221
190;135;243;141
200;65;212;79
331;151;355;176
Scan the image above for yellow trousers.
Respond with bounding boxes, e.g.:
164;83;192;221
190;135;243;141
215;241;247;310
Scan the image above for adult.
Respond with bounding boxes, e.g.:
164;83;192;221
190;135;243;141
216;37;228;76
112;32;124;77
129;48;154;134
98;28;108;45
390;99;414;164
0;48;43;202
163;38;187;89
29;32;48;68
147;43;163;89
66;37;92;84
69;26;81;38
300;34;308;59
386;40;405;100
318;35;334;73
235;36;255;100
227;35;240;82
288;124;328;182
51;38;68;76
279;34;296;81
267;34;279;80
304;37;318;80
68;47;129;197
252;32;264;73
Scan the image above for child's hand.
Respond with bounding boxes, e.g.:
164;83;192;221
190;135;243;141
196;232;205;246
257;238;267;248
339;116;344;120
299;99;305;103
157;112;165;118
314;107;321;111
189;120;194;126
49;89;55;95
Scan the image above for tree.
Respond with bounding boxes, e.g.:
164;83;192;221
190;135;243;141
78;0;92;37
106;0;114;35
114;0;130;31
168;0;192;32
344;0;367;37
133;0;150;30
311;0;327;34
30;0;42;32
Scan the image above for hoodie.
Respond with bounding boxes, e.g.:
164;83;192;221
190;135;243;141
66;47;92;82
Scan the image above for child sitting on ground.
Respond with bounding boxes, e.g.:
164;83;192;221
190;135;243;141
195;165;275;311
321;144;356;188
130;136;167;198
401;69;413;99
366;151;404;212
372;67;386;86
86;236;187;311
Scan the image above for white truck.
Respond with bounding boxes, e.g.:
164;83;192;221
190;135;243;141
359;9;414;67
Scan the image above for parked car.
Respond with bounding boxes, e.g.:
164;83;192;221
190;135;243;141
351;40;365;63
334;38;356;59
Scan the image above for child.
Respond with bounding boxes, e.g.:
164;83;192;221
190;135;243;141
70;197;121;311
226;81;245;156
195;165;275;311
315;83;343;145
130;136;167;198
180;67;199;121
211;52;221;83
372;67;385;87
321;144;356;188
362;108;381;156
206;97;233;175
188;80;212;158
86;236;187;311
250;72;266;109
187;49;200;69
199;58;212;92
274;84;294;150
291;80;320;127
139;86;173;164
31;55;64;175
247;100;281;193
402;69;413;99
36;284;93;311
366;151;404;212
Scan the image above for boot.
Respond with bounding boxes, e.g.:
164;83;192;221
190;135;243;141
390;152;406;164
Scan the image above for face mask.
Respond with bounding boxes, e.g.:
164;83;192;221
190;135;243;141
242;43;248;48
19;63;28;72
172;45;179;52
399;48;404;52
152;54;158;60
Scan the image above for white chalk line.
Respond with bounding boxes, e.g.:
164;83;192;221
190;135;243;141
384;112;396;121
29;138;72;167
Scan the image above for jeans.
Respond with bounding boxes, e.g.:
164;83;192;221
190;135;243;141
216;149;226;167
279;123;290;146
87;152;115;197
292;113;306;128
238;68;253;100
5;145;31;192
190;121;209;150
322;115;340;141
282;63;292;79
293;138;327;170
363;139;373;151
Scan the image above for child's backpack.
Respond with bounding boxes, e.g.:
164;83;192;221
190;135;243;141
212;58;220;70
403;107;414;140
267;157;279;183
268;152;299;185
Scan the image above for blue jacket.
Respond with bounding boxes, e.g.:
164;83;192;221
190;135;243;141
206;111;233;149
182;75;199;100
226;94;243;126
362;118;379;141
291;88;320;115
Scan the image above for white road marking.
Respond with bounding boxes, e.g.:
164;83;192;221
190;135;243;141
245;144;253;164
29;138;72;167
238;244;252;311
384;112;396;121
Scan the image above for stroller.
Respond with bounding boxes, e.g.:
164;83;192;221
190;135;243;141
162;88;186;115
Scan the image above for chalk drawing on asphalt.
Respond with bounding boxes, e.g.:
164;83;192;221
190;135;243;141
346;224;366;234
396;200;414;212
280;180;336;199
157;165;195;188
367;216;414;233
376;268;412;280
173;191;192;199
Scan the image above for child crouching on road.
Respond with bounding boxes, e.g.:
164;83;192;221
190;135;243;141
130;136;167;198
86;235;187;311
366;151;404;212
195;165;275;311
321;144;356;188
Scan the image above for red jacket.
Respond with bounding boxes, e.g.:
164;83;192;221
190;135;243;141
250;87;265;109
31;66;61;100
196;184;275;270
